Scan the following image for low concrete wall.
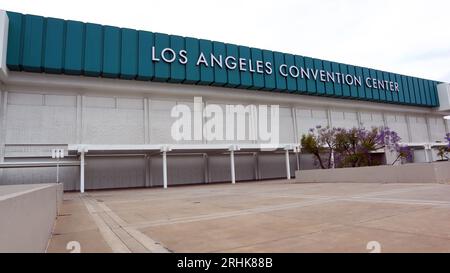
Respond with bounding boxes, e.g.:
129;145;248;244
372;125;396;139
0;183;63;253
295;162;450;184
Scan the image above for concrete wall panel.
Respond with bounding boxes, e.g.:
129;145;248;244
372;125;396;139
0;183;63;252
296;107;328;138
408;115;429;142
6;93;77;144
82;96;144;144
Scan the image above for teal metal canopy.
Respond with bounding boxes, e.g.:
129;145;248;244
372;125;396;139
5;11;440;107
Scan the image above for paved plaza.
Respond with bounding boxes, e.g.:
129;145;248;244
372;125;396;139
47;180;450;253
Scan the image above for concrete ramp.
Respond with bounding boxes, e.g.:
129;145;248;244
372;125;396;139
0;183;63;252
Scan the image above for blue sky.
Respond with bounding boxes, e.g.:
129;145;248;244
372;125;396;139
1;0;449;82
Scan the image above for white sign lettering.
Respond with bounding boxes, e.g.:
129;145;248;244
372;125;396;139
151;46;400;91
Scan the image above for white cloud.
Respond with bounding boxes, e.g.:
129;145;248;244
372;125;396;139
1;0;449;82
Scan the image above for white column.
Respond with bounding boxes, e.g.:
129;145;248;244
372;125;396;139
230;150;235;184
203;153;209;183
162;150;168;189
80;151;85;193
424;144;431;163
285;149;291;180
56;157;60;183
330;149;335;169
294;146;301;171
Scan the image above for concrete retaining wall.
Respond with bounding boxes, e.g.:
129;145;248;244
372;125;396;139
295;162;450;184
0;183;63;252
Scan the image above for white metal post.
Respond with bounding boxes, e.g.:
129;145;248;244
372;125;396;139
294;146;300;171
424;145;431;163
80;151;85;193
230;150;235;184
52;149;64;184
162;150;168;189
56;157;60;183
330;149;335;169
285;149;291;180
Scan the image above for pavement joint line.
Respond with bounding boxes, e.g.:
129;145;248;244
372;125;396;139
102;192;237;205
95;211;149;253
349;220;450;241
210;224;346;253
349;185;441;198
350;206;435;226
81;195;131;253
84;196;135;252
348;196;450;207
85;197;147;252
128;197;340;229
87;197;171;253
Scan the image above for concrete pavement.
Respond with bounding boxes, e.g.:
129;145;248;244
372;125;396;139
47;180;450;253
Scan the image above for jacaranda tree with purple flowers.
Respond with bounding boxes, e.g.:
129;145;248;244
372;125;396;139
301;126;410;169
436;133;450;161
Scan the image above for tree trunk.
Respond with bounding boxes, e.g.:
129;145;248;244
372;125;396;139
315;152;326;169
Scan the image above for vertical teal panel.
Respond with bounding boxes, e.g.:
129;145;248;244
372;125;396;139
390;73;399;103
414;78;427;105
425;80;432;106
420;79;433;106
184;37;200;84
401;76;411;104
137;31;154;80
43;18;65;73
323;61;334;96
341;64;351;97
294;56;307;93
170;35;185;83
418;79;431;106
211;41;227;86
284;54;296;92
394;74;404;103
64;20;84;75
6;12;23;70
369;69;379;100
250;48;264;89
120;28;138;79
376;71;386;101
407;77;416;104
383;72;393;102
408;77;420;105
355;67;365;99
22;15;44;72
262;50;275;90
314;59;325;95
348;65;358;99
84;23;103;76
198;39;213;85
225;44;239;87
362;68;372;100
431;81;439;107
332;62;343;97
239;46;252;88
102;26;121;78
413;78;422;105
304;57;316;94
427;80;437;106
273;52;286;91
153;33;170;82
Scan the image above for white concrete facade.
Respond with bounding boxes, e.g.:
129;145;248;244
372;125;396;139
0;72;449;190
